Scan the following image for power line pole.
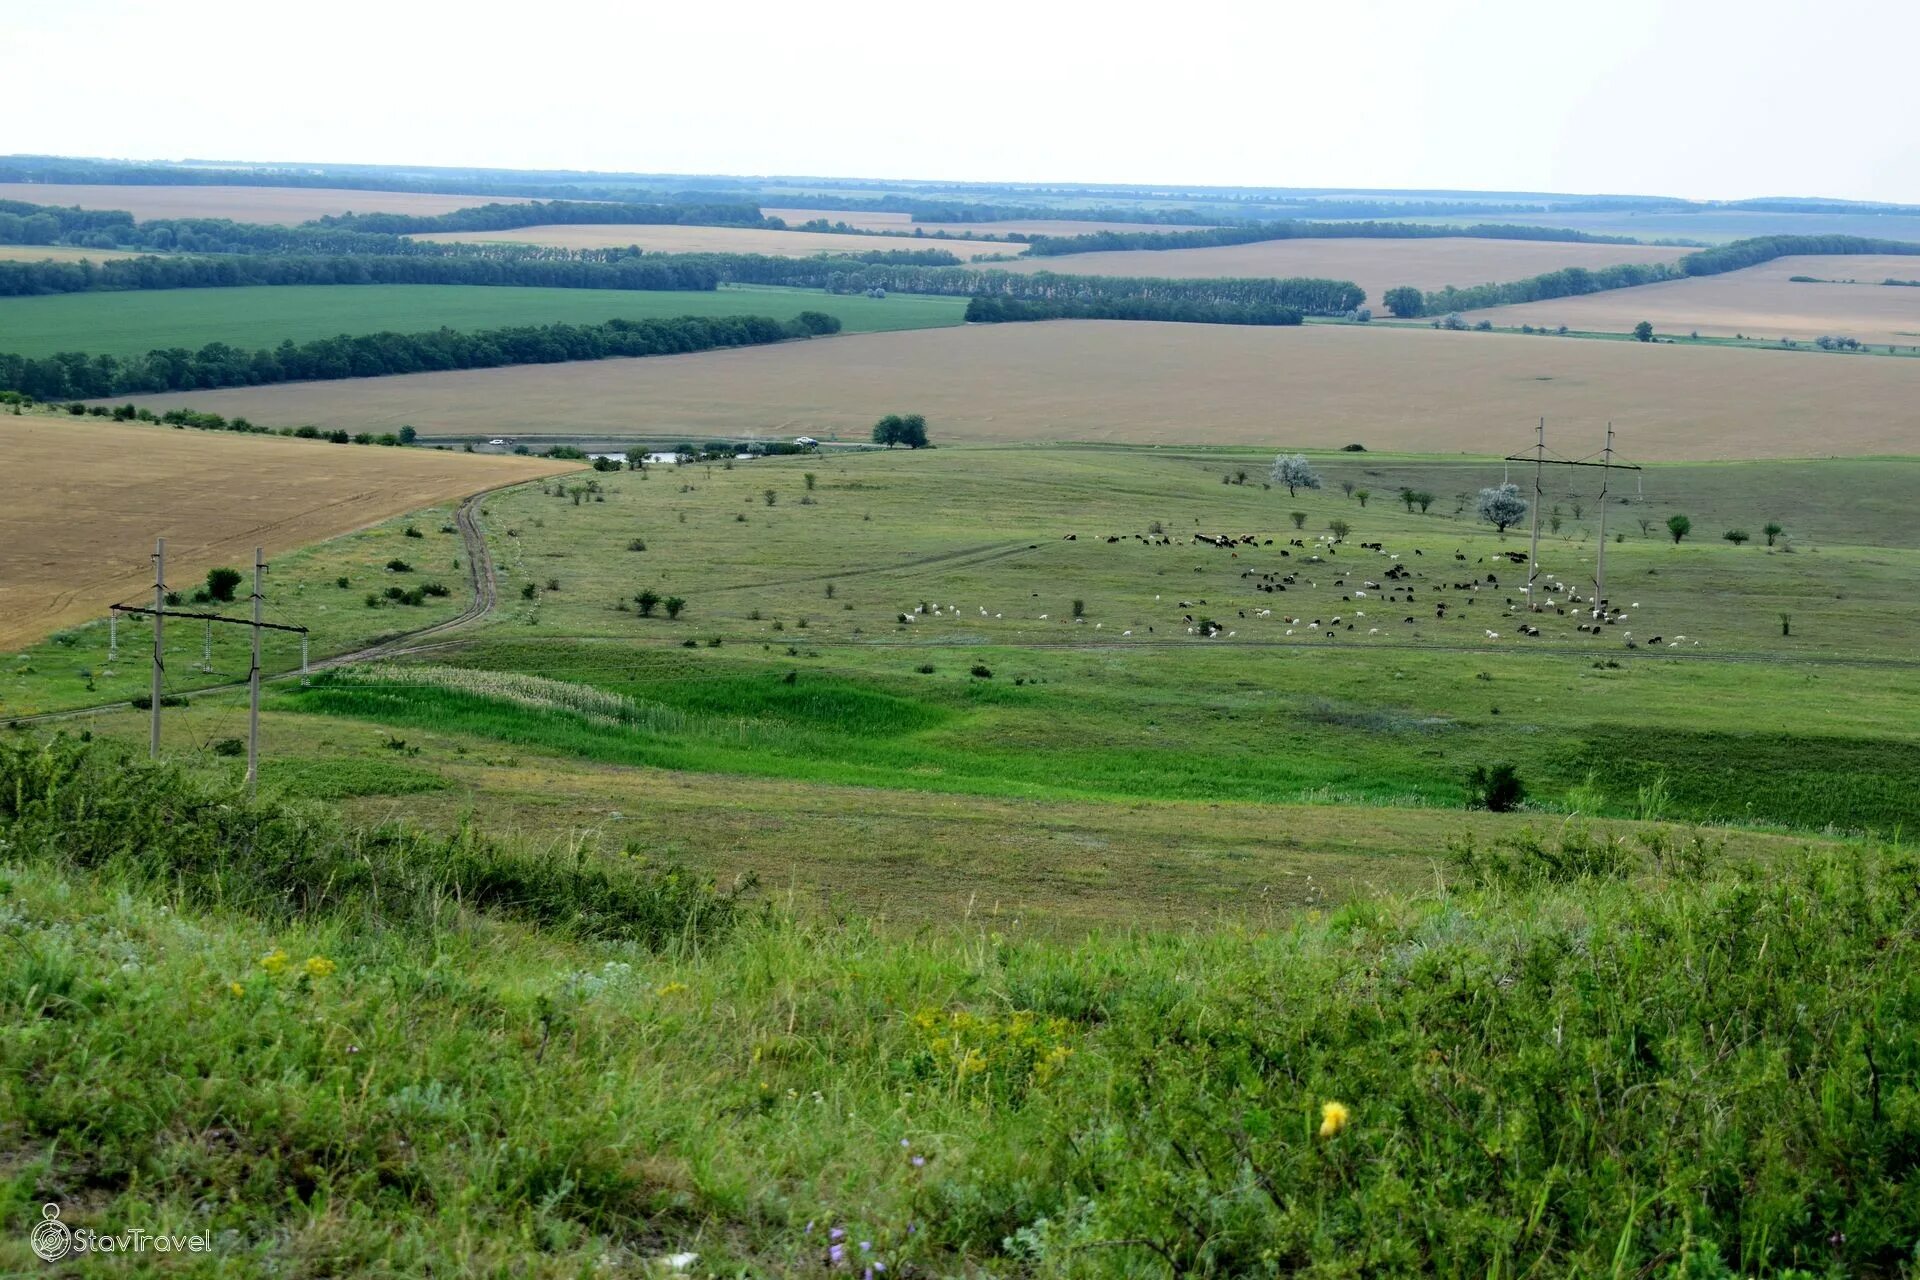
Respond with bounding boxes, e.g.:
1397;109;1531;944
150;537;165;758
1525;418;1545;605
247;546;264;798
114;542;305;788
1592;422;1615;615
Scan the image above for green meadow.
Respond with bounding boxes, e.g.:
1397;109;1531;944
9;426;1920;1273
0;283;965;359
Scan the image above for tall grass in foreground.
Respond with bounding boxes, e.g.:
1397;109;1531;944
2;737;1917;1276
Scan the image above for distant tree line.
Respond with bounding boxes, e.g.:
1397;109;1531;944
705;259;1363;313
0;252;721;297
1416;234;1920;316
0;198;765;257
0;313;795;400
310;199;772;235
964;296;1303;326
1024;220;1639;257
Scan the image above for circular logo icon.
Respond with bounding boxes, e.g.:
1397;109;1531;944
31;1203;72;1262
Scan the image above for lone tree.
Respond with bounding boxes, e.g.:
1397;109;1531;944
1270;454;1322;497
1763;521;1784;546
1633;321;1655;342
635;588;662;617
1723;529;1751;546
1383;286;1424;318
872;413;930;448
1667;514;1692;544
206;567;244;603
1476;483;1528;534
1327;518;1351;541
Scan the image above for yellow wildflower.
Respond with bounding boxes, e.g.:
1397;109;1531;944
655;981;689;998
304;955;336;979
259;949;289;975
228;982;246;998
1319;1100;1351;1138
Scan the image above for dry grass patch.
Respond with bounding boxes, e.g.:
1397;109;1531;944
985;236;1693;306
123;320;1920;462
0;183;518;225
1465;254;1920;346
412;222;1023;261
0;415;570;650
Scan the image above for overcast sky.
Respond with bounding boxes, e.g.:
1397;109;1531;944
13;0;1917;203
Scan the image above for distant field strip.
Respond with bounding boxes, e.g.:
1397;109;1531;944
0;183;512;224
0;244;141;263
0;283;965;358
0;416;568;650
981;236;1693;306
412;223;1025;261
1462;254;1920;346
116;321;1920;461
763;208;1208;238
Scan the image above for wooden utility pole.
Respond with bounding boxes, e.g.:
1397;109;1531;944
113;542;305;789
150;538;165;758
247;546;264;797
1525;420;1545;602
1592;423;1616;614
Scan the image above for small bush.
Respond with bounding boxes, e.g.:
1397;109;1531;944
970;664;993;679
386;558;413;573
1466;760;1526;811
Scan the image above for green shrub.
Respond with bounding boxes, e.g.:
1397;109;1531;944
1465;760;1525;811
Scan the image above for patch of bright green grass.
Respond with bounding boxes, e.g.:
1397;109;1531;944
0;283;964;359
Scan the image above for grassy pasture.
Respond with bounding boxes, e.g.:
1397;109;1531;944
119;321;1920;460
982;235;1693;307
1462;253;1920;346
5;738;1912;1275
0;182;511;224
411;222;1026;261
241;444;1920;846
0;411;571;655
0;283;966;359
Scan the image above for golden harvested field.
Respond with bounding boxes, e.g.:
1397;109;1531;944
984;237;1694;305
0;416;570;650
1463;255;1920;346
0;244;141;263
413;223;1025;261
113;322;1920;462
764;208;1207;238
0;183;515;225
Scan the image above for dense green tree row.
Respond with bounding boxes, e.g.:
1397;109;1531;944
1025;219;1639;256
311;199;771;235
1417;233;1920;315
964;295;1302;325
0;252;720;296
689;257;1363;313
0;314;793;401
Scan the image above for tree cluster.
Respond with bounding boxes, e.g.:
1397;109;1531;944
871;414;929;448
0;314;791;401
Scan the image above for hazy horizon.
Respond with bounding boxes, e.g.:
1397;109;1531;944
14;0;1919;205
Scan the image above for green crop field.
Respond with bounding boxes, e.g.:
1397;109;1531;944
0;283;966;359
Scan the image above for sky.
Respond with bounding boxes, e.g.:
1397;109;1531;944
11;0;1919;203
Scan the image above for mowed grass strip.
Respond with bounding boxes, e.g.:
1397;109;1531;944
0;283;966;359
